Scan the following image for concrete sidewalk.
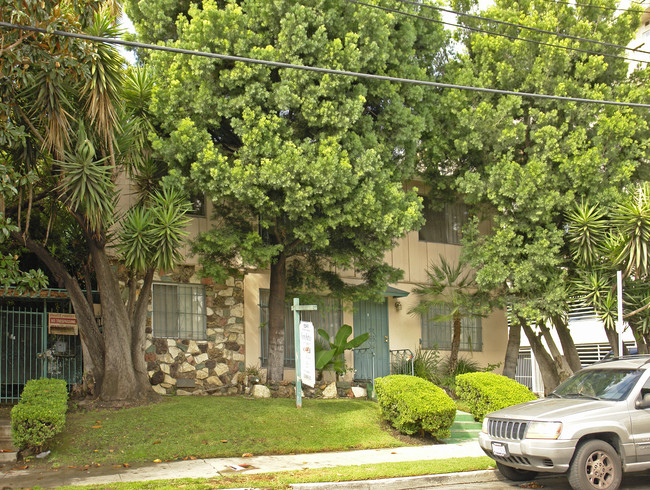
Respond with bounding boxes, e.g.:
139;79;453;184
0;441;487;488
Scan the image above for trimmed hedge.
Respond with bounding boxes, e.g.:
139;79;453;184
375;374;456;439
11;378;68;452
456;372;536;421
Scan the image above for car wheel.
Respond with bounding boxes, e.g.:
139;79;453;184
495;461;538;481
568;440;622;490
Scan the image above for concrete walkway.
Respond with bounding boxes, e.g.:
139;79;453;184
0;440;487;489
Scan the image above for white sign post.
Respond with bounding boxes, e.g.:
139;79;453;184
299;321;316;388
617;270;624;357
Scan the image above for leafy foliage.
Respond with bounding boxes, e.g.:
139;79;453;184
11;378;68;452
2;1;191;400
132;0;451;379
314;324;369;378
455;372;536;422
375;375;456;439
411;255;489;375
430;0;649;386
567;184;650;347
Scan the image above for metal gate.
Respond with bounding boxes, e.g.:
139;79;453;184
1;299;83;404
515;349;533;390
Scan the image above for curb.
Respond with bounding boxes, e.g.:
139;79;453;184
291;469;503;489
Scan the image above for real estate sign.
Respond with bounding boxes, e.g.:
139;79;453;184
299;320;316;387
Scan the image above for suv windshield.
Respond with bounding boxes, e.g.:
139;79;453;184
552;368;643;401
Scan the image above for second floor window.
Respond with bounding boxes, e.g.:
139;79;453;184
419;199;468;245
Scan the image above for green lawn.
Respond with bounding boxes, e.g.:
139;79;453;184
26;396;494;489
46;397;408;467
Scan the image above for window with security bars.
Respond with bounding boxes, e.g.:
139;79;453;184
420;305;482;351
259;290;343;368
152;283;206;340
418;198;468;245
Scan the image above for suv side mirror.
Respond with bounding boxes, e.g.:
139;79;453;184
635;392;650;410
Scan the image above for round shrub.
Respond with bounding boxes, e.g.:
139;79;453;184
375;374;456;439
11;378;68;452
455;372;536;421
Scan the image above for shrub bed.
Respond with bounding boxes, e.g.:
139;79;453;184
375;374;456;439
456;372;536;421
11;378;68;452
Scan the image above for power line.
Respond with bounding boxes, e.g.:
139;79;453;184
393;0;650;56
346;0;648;63
1;22;648;109
537;0;648;13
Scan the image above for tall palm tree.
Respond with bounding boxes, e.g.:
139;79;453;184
411;255;486;376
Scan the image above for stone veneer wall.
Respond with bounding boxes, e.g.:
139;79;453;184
143;271;247;395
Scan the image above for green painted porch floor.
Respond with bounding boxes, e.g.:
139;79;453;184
442;410;482;444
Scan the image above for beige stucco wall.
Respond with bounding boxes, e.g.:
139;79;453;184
240;228;509;379
114;175;508;377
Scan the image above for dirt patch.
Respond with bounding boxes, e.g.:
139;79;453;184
72;395;162;413
379;420;441;445
0;405;13;418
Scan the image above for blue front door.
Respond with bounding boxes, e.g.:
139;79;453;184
353;299;389;381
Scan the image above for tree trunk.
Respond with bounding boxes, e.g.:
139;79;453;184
448;313;462;375
552;315;581;373
11;231;106;390
130;270;158;398
267;253;287;382
502;322;521;379
604;327;620;356
520;317;561;394
89;240;141;401
538;322;573;383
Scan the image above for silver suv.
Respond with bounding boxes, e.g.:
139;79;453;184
479;355;650;490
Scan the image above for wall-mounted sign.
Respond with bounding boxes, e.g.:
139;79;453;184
48;313;78;335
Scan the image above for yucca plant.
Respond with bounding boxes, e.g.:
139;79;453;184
566;184;650;354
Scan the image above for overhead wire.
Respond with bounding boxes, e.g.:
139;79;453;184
536;0;648;13
1;22;648;109
345;0;648;63
392;0;650;56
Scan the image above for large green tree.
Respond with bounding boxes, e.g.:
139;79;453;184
128;0;450;380
1;0;190;401
428;0;649;390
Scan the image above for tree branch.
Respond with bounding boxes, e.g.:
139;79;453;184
625;301;650;319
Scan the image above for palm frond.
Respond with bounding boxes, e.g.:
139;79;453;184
149;185;192;271
55;123;115;234
117;205;155;273
566;200;608;267
82;10;125;145
612;183;650;278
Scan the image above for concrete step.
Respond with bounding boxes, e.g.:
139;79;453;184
0;419;18;464
443;411;482;444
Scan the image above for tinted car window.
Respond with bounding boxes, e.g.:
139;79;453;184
553;369;643;401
